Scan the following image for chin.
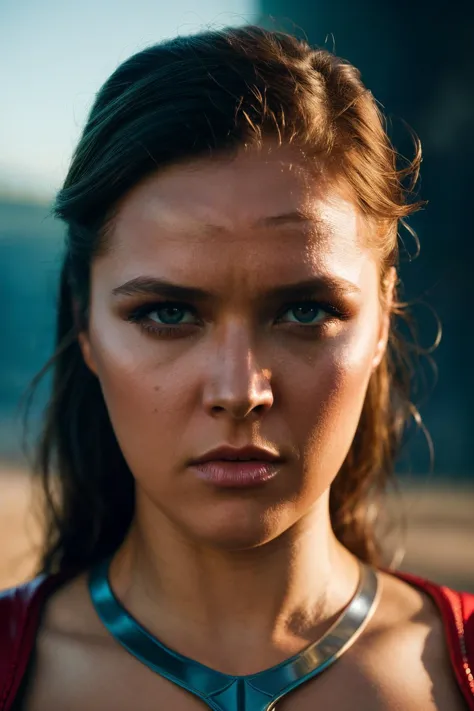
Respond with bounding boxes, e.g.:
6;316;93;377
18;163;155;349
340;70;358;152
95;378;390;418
181;499;295;551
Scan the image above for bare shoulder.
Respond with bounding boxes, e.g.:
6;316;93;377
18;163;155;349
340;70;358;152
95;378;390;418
20;572;110;710
37;569;106;639
19;572;207;711
286;569;468;710
357;569;467;709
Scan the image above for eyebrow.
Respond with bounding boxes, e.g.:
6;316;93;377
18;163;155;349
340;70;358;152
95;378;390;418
198;210;331;233
252;209;325;229
112;275;361;300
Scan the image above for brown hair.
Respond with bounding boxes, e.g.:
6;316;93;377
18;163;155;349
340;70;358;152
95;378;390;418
24;25;427;575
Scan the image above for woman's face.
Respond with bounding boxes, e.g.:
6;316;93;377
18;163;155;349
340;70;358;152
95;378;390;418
80;145;391;550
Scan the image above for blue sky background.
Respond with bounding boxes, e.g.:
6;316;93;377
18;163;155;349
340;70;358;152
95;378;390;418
1;0;257;201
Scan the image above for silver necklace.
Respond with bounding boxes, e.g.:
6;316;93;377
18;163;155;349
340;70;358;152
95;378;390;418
89;557;380;711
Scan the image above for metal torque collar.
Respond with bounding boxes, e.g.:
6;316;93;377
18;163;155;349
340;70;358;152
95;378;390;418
89;556;380;711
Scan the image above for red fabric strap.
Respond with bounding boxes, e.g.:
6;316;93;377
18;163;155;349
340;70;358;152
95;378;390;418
0;574;65;710
391;569;474;709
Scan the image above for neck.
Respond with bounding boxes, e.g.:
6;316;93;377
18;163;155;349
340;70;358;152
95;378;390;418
109;491;360;675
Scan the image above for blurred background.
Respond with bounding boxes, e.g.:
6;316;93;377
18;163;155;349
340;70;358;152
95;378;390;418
1;0;472;591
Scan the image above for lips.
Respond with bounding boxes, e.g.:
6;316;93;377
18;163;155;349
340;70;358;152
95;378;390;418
189;444;283;488
191;460;281;488
191;444;282;465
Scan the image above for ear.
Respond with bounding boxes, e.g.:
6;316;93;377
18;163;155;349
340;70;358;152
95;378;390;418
372;267;397;371
78;330;99;376
73;299;99;377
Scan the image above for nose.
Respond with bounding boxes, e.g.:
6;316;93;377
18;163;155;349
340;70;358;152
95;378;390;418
202;324;274;420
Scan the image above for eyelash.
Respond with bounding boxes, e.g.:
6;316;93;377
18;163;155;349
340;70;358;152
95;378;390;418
125;300;347;339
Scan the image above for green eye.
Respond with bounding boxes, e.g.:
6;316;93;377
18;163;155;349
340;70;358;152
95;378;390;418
126;301;199;338
282;304;327;325
149;305;194;325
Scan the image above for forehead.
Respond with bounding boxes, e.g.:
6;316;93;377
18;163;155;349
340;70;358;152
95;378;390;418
104;147;372;288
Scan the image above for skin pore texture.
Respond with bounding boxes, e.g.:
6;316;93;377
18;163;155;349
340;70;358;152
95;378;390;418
81;144;387;657
21;145;467;710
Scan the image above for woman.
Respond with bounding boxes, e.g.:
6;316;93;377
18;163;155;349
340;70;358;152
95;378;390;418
0;25;473;711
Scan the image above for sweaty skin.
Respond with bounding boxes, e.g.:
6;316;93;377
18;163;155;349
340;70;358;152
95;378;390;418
79;144;389;661
19;145;467;710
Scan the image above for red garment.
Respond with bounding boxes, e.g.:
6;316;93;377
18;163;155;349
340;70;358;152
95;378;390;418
0;568;473;710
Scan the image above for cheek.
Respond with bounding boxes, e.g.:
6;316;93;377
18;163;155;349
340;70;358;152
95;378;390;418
284;329;377;480
87;319;195;475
